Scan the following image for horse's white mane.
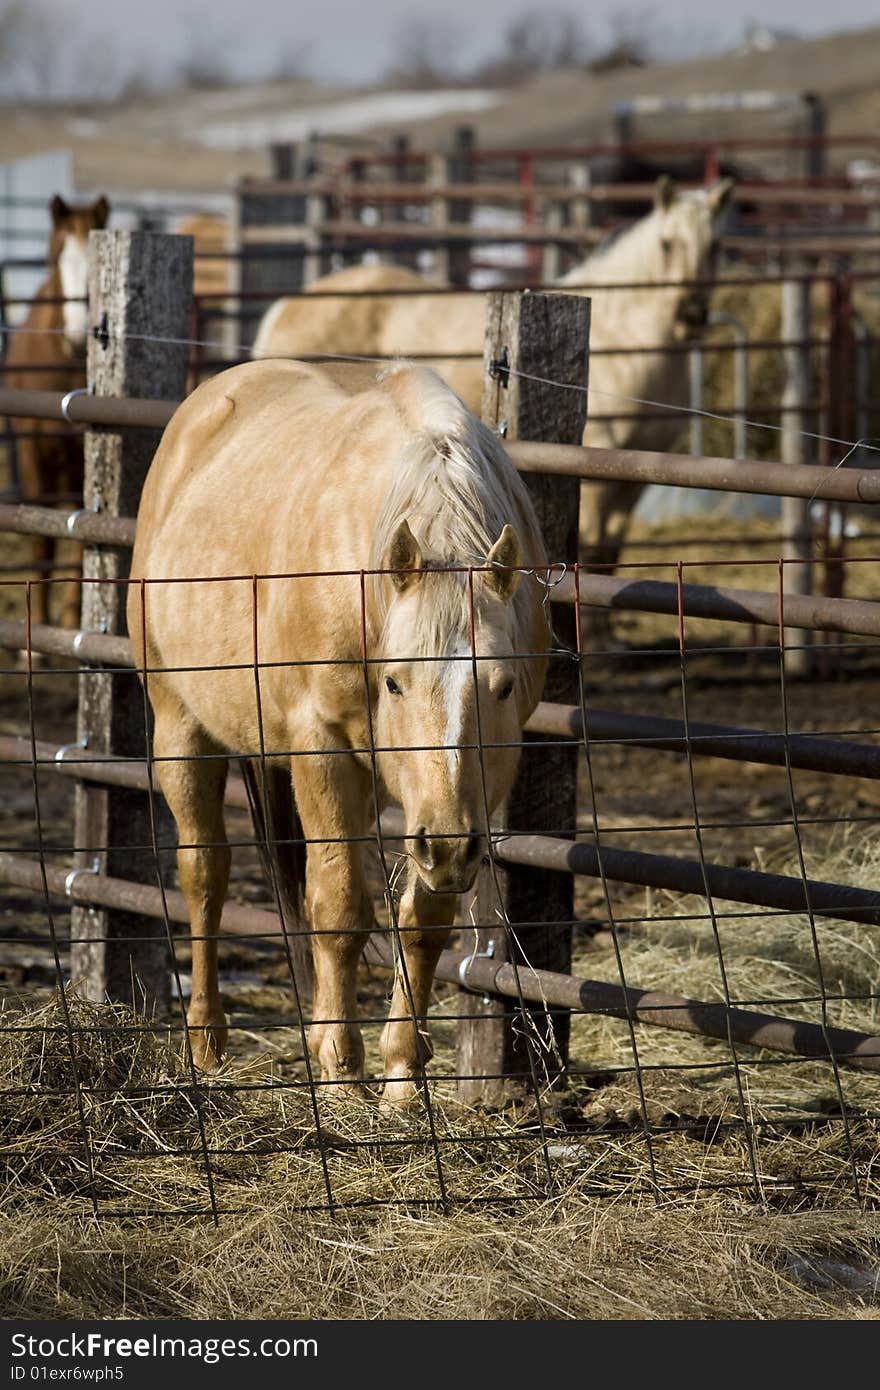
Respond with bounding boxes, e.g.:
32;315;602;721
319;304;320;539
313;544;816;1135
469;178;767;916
560;188;713;289
369;363;543;654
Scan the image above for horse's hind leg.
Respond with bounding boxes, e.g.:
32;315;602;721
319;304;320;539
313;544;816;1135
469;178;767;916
150;682;231;1070
379;878;455;1108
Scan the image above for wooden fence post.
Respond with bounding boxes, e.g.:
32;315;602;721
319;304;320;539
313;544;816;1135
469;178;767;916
569;165;593;235
781;276;813;674
457;290;590;1104
541;200;564;284
428;153;450;284
448;125;474;288
70;229;193;1013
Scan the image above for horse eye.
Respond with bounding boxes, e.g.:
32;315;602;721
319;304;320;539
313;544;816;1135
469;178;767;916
385;676;402;696
498;679;515;702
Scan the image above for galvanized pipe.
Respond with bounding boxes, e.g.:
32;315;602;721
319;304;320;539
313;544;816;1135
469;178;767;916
0;502;136;546
1;389;880;506
364;935;880;1072
508;440;880;504
0;387;176;431
4;685;880;797
527;700;880;781
0;618;130;666
0;734;251;809
554;570;880;639
493;831;880;930
0;851;276;940
4;850;879;1073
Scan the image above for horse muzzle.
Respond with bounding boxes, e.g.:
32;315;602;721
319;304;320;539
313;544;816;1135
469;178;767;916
677;294;709;334
410;825;484;895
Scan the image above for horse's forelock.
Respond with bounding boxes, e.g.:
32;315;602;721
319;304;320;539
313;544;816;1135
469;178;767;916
369;376;543;663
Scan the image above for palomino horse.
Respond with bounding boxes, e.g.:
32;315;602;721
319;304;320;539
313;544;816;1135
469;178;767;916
128;360;549;1104
4;193;109;626
253;177;734;572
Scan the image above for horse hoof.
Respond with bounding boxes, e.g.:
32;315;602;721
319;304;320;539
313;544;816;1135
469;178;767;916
186;1017;228;1071
379;1077;422;1113
323;1078;372;1105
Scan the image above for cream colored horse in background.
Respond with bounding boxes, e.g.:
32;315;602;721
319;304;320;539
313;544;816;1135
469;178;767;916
253;177;734;571
129;360;549;1105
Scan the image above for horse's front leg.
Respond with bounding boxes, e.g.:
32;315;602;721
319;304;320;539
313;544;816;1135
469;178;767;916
379;876;456;1108
291;747;374;1095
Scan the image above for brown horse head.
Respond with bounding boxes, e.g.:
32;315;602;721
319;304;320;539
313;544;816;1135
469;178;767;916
48;194;110;351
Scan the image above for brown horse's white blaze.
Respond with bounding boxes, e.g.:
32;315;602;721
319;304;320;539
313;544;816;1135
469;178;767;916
128;359;549;1105
57;227;91;350
5;193;109;625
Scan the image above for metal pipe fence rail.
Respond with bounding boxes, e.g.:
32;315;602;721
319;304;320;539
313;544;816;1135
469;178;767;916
4;852;880;1075
1;391;879;502
3;248;880;1218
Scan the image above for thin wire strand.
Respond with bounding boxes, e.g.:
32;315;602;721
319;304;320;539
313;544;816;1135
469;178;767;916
5;317;880;467
136;577;220;1224
675;560;761;1202
465;566;556;1186
22;581;98;1217
775;560;863;1208
357;569;450;1209
249;574;336;1212
572;562;661;1197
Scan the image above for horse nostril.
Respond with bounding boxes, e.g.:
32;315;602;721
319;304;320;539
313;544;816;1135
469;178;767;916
413;827;431;866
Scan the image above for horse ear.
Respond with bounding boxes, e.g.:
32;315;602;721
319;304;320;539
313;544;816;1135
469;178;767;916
484;524;522;601
654;175;676;211
386;519;423;592
92;195;110;228
50;195;70;225
707;178;735;215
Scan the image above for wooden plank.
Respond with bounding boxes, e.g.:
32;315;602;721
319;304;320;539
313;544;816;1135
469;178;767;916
457;290;590;1104
70;229;193;1013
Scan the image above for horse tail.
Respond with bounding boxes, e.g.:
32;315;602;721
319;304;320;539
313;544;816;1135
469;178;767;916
239;757;313;1004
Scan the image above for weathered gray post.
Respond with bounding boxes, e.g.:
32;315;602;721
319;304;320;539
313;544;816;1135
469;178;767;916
448;125;475;287
457;290;590;1104
568;165;593;237
428;152;450;284
781;276;814;675
70;230;193;1011
541;200;564;283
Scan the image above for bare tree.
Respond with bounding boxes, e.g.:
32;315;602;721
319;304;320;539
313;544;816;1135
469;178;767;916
473;8;592;86
0;0;128;102
384;17;464;89
589;6;658;72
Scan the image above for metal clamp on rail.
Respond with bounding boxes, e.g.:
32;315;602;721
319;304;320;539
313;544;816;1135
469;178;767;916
72;616;108;654
64;858;100;898
55;736;88;763
60;383;94;427
66;500;99;536
457;938;496;988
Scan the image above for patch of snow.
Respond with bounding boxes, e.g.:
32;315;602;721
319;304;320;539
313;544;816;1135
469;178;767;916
196;89;499;151
66;118;99;138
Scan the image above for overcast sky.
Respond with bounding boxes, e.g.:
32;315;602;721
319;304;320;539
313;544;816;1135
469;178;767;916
18;0;880;93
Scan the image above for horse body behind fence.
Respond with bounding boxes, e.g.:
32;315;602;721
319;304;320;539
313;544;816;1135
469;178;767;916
3;194;109;626
252;178;733;571
128;358;549;1105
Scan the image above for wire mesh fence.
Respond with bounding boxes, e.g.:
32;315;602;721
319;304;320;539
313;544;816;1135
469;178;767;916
3;545;880;1222
2;224;880;1234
